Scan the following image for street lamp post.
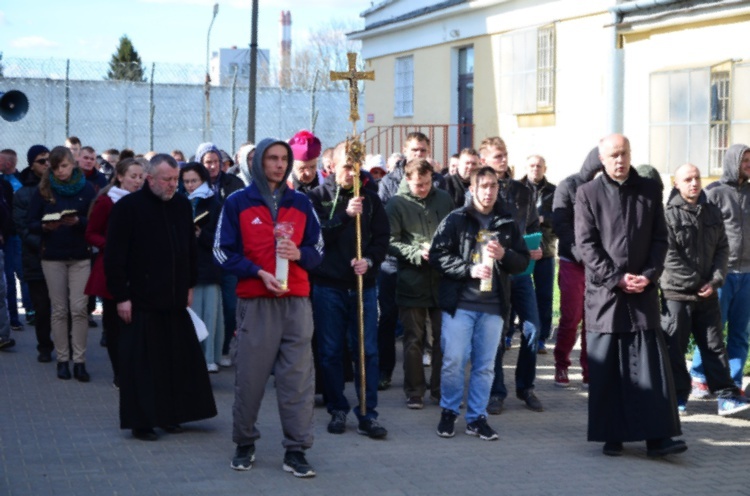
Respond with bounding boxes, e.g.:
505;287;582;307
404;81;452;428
204;2;219;141
247;0;258;143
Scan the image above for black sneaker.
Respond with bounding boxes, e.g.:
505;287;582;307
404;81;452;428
0;337;16;350
10;321;23;331
282;450;316;478
465;416;499;441
327;411;347;434
406;396;424;409
37;350;52;362
357;418;388;439
518;391;544;412
88;318;98;328
436;409;457;438
230;444;255;471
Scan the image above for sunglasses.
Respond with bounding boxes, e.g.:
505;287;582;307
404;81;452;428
34;158;50;165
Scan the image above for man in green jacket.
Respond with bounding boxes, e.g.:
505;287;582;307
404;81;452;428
386;159;454;409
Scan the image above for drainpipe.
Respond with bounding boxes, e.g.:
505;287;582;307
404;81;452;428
608;0;690;133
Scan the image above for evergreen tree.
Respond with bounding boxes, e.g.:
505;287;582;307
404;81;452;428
105;35;146;82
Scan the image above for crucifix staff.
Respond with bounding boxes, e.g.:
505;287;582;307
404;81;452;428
330;52;374;417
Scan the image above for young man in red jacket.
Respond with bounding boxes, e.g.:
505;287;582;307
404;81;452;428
215;138;323;478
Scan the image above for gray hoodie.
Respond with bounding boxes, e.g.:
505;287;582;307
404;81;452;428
705;143;750;272
251;138;293;221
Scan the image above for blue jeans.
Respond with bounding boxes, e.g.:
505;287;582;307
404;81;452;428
440;309;503;422
491;274;540;398
533;257;555;342
4;235;32;322
691;272;750;388
314;285;379;420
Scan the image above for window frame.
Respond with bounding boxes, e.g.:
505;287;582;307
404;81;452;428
394;55;414;118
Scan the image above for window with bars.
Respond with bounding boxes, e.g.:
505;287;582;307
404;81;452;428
537;26;555;110
648;61;750;176
709;71;730;174
394;56;414;117
499;24;556;114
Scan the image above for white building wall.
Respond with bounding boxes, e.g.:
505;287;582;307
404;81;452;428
622;19;750;169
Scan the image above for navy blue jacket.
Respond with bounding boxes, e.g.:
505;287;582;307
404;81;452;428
28;182;96;261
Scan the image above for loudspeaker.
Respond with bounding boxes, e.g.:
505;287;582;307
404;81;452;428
0;90;29;122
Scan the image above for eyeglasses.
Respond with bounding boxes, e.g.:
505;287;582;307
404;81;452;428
34;158;49;165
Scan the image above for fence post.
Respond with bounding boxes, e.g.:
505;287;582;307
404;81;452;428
310;70;319;133
231;65;238;154
65;59;70;137
149;63;155;151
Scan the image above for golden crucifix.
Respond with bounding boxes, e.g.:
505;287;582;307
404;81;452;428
330;52;374;417
330;52;374;128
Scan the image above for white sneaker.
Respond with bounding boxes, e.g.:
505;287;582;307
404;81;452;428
207;363;219;373
219;355;232;367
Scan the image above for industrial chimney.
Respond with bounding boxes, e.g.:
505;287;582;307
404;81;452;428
279;10;292;88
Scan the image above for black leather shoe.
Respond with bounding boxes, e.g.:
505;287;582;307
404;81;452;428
37;350;53;363
603;441;624;456
646;438;687;457
73;363;90;382
132;428;158;441
57;361;71;380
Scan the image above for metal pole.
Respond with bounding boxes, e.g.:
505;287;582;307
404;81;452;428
231;65;238;154
149;63;155;151
247;0;259;143
65;59;70;138
205;3;219;141
310;70;319;133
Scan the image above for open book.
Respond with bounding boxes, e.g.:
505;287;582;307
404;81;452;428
42;209;78;223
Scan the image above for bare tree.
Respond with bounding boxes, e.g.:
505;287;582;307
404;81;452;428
284;20;363;90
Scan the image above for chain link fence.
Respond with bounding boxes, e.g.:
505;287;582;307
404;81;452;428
0;57;362;162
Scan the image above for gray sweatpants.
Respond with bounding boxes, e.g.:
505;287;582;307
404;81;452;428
232;297;315;451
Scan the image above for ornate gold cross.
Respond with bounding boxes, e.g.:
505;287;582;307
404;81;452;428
330;52;375;417
330;52;374;125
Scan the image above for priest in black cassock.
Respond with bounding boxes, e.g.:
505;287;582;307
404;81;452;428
105;153;217;441
574;134;686;458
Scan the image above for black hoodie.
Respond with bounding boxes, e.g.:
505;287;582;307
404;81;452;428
308;171;390;290
552;147;603;262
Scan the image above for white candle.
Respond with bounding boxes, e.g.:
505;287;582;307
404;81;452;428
276;255;289;291
480;245;493;292
273;222;295;291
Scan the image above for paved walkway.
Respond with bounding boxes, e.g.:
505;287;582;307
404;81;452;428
1;319;749;496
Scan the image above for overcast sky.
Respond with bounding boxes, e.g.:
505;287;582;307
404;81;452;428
0;0;369;65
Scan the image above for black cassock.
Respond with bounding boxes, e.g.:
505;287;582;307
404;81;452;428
118;309;217;429
105;182;217;430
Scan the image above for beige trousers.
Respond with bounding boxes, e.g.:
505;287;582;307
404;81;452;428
42;259;91;363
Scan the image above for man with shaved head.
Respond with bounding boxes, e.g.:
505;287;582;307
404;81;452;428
661;163;750;417
575;134;685;458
